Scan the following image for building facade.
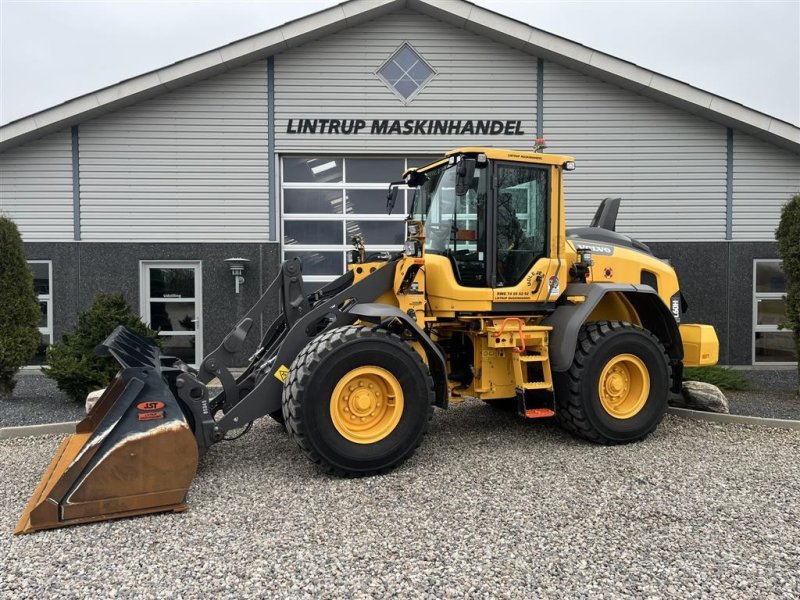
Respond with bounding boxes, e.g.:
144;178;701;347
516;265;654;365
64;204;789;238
1;0;799;367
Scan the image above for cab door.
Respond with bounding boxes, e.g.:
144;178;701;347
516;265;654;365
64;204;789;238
490;162;560;304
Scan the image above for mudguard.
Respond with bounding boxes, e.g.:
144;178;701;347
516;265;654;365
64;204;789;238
347;303;449;409
543;283;683;379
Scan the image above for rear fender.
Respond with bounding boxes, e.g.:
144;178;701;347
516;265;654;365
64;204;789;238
544;283;683;391
347;303;449;409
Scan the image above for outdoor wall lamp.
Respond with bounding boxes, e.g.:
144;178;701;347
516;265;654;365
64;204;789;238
224;257;250;294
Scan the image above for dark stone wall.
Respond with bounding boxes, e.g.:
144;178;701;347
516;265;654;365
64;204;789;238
23;240;782;366
23;242;281;364
646;240;780;365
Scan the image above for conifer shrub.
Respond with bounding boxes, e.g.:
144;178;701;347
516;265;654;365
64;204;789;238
776;193;800;394
45;294;159;402
0;216;41;398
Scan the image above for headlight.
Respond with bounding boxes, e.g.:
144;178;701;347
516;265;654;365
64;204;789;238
407;222;419;237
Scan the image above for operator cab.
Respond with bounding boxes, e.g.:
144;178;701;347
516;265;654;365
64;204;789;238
404;151;551;289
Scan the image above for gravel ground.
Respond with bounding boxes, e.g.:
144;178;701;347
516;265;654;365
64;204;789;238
727;390;800;421
3;372;799;429
1;404;798;599
0;372;84;427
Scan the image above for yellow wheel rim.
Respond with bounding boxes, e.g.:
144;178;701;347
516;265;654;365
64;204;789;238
330;366;404;444
598;353;650;419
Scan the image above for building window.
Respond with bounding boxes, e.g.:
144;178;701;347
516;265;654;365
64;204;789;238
753;259;796;364
281;156;436;289
377;43;435;102
28;260;53;365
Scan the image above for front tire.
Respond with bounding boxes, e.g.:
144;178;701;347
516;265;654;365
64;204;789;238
282;326;435;476
554;321;670;444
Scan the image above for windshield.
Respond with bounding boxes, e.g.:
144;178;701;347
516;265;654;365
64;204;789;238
410;161;488;286
412;163;486;254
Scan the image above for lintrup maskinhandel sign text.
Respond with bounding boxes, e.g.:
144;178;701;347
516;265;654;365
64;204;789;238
286;119;526;136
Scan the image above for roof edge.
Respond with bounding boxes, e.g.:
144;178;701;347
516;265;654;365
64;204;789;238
0;0;401;150
1;0;798;154
413;0;799;153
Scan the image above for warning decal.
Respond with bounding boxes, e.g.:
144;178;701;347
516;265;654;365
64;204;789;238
274;365;290;383
548;275;561;297
138;411;164;421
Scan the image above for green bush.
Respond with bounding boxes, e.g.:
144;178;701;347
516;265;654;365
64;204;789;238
45;294;159;403
776;193;800;395
683;366;749;391
0;216;41;398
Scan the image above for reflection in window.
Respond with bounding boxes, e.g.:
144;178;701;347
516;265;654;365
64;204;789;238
149;268;195;298
283;157;343;183
149;302;196;332
284;251;344;276
753;260;795;364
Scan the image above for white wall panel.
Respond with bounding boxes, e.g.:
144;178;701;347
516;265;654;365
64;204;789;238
274;9;537;153
79;61;269;242
0;130;73;240
544;62;728;241
732;131;800;240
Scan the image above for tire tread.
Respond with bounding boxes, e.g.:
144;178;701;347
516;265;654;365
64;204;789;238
282;325;435;477
555;320;671;445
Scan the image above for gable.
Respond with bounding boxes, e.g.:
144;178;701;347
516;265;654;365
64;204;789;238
274;8;539;153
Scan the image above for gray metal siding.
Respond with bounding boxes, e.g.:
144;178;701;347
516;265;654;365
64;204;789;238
0;130;74;240
79;61;269;242
274;9;537;153
543;62;728;241
732;131;800;240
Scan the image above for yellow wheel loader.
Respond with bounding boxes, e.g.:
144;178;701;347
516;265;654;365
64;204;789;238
16;148;719;534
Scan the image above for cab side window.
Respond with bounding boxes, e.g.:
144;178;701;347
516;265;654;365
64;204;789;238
495;165;548;287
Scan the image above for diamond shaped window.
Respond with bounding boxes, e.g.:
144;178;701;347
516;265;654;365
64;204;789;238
377;43;435;101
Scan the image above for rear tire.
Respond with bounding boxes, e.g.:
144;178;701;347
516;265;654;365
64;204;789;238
282;326;435;476
554;321;670;444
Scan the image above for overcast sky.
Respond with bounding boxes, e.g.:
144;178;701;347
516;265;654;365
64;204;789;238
1;0;798;126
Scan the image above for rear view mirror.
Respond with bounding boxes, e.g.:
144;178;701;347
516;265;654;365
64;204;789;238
455;158;476;196
386;183;403;215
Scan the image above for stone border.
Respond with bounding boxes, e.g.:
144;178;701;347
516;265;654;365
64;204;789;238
0;421;77;440
2;408;798;440
667;407;800;430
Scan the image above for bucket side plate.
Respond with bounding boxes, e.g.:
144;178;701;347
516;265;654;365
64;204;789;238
15;367;198;534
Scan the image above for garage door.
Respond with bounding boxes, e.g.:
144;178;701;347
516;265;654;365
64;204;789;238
281;156;436;288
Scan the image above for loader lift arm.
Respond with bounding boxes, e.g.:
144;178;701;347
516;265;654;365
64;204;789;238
184;256;447;454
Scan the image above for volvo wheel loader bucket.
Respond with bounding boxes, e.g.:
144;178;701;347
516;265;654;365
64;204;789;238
15;328;199;534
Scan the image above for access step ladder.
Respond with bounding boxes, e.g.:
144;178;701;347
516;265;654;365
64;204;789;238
488;318;556;419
